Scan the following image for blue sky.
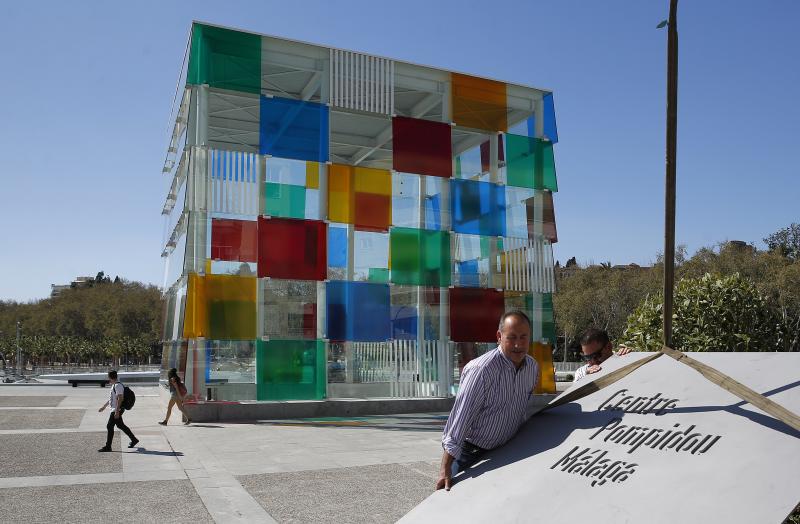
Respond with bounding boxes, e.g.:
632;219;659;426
1;0;798;301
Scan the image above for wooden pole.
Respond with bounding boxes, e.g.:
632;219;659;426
664;0;679;347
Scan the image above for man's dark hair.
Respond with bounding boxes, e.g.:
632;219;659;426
108;370;118;379
580;328;609;348
498;310;532;331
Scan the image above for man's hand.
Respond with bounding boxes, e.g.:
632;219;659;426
98;406;105;412
436;451;455;491
616;345;633;356
435;471;452;491
586;364;602;375
114;411;120;420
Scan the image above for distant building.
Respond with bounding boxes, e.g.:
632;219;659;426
50;276;95;297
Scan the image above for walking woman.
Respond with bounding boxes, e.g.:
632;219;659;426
159;368;191;425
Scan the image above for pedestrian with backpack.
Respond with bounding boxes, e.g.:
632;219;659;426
98;370;138;452
159;368;191;426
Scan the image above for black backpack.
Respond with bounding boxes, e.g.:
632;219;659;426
121;383;136;410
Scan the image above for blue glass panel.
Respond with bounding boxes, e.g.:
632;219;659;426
457;260;480;287
326;281;391;342
543;93;559;144
425;193;441;230
450;179;506;236
328;225;347;268
391;305;418;340
259;96;329;162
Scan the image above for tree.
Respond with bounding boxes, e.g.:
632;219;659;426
622;273;786;352
764;223;800;261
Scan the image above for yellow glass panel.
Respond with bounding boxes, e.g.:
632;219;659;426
205;273;257;302
353;166;391;196
529;342;556;394
327;164;355;223
306;161;320;189
183;272;208;338
451;73;508;132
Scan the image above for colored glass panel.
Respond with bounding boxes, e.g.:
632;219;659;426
368;268;390;283
187;23;261;94
449;287;505;343
259;96;329;162
211;218;258;262
450;179;506;237
451;73;508;132
526;190;558;243
326;281;391;342
392;116;452;178
265;183;306;219
505;134;558;191
328;164;392;231
256;339;326;400
257;217;327;280
529;341;556;394
542;93;559;144
390;228;451;287
305;162;320;189
328;225;348;268
260;279;317;339
182;273;257;339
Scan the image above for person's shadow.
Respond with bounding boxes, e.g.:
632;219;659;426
133;448;185;457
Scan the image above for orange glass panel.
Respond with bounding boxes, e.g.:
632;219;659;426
327;164;392;231
451;73;508;132
529;341;556;394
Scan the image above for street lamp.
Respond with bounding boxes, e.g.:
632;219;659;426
16;321;22;377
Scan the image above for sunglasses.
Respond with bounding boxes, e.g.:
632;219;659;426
581;347;604;362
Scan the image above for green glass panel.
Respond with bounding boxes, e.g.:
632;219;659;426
208;300;256;339
265;183;306;219
390;227;451;287
368;268;390;283
505;134;558;192
256;339;326;400
187;23;262;94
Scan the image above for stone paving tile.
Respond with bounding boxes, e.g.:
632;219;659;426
238;461;439;523
0;395;65;407
0;409;84;430
0;479;213;523
0;432;122;478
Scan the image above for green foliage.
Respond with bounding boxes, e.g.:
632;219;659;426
0;277;161;366
622;273;785;352
764;222;800;261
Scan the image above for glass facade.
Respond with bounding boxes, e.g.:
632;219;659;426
161;22;560;401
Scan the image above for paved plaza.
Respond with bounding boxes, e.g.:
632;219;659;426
0;384;445;523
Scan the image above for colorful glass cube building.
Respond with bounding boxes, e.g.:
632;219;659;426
160;22;560;401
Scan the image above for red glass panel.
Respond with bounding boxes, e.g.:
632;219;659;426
354;192;391;232
450;287;505;342
392;116;452;178
257;217;327;280
211;218;258;262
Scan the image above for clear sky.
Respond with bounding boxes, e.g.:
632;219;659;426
1;0;798;302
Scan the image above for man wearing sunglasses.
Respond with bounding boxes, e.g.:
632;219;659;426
573;328;632;383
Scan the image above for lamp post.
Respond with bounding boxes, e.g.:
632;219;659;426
16;321;22;377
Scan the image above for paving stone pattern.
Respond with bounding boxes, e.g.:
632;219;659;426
0;396;65;407
0;432;122;478
0;409;84;430
0;479;213;523
238;461;439;523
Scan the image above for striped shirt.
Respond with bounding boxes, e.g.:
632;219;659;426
442;347;538;460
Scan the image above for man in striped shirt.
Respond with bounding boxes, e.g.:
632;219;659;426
436;310;539;491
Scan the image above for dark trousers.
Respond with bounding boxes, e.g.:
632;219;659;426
106;410;136;448
453;441;488;475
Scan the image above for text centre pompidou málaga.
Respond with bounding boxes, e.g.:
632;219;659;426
159;22;561;401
